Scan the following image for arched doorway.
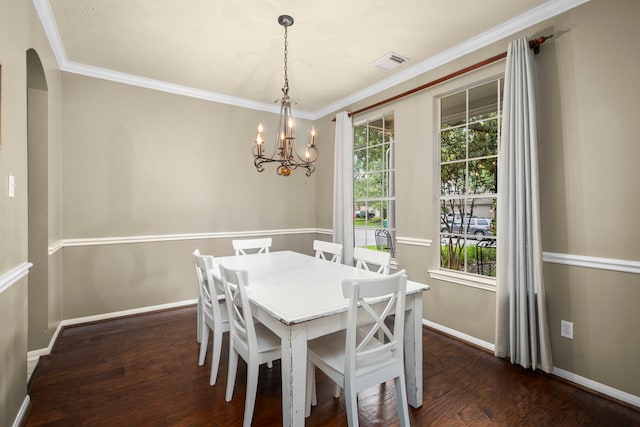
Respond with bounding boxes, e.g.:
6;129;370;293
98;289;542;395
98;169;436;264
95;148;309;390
27;48;50;350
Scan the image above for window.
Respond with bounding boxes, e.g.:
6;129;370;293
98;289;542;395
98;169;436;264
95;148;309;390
353;113;395;257
439;79;502;278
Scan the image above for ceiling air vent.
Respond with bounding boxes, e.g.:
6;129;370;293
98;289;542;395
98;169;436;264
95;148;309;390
371;52;410;72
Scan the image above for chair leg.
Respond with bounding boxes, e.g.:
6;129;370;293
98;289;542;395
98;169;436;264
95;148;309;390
198;326;209;366
267;360;273;369
243;361;259;427
344;385;359;427
196;297;202;343
395;375;410;427
209;328;223;385
225;348;238;402
305;362;316;418
333;383;341;398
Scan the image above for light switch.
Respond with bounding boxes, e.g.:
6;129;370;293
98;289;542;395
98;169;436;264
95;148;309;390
8;175;15;198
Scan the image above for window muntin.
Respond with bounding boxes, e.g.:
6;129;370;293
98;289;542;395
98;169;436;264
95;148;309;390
354;114;395;257
439;79;502;278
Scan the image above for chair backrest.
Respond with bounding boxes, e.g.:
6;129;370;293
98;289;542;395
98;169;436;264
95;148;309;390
313;240;343;263
353;246;391;274
219;264;257;356
232;238;272;256
341;269;407;377
192;250;225;322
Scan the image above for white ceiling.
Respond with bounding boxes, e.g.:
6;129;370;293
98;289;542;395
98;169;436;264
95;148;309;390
37;0;587;119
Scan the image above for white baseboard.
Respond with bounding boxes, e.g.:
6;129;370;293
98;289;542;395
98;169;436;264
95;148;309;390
60;298;197;327
12;395;30;427
423;319;640;409
27;299;197;374
552;367;640;409
423;319;495;352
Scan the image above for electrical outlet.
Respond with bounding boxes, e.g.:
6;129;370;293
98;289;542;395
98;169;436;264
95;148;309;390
561;320;573;339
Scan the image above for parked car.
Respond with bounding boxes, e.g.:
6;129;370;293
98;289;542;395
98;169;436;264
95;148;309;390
355;210;376;219
441;217;494;240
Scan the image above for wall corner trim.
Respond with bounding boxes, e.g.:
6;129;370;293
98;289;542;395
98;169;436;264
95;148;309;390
11;395;30;427
0;262;33;295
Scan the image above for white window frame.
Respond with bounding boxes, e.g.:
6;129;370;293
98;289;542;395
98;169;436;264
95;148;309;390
429;77;503;289
353;112;396;261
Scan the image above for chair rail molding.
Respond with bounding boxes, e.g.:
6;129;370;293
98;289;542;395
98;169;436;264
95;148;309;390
543;252;640;275
0;262;33;294
56;228;326;248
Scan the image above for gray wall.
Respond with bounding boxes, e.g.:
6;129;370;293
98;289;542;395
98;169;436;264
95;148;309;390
60;73;320;317
0;0;63;424
315;0;640;398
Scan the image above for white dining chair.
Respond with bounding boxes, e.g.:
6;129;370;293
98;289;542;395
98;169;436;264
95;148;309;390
219;264;281;427
232;237;272;256
305;270;410;426
313;240;343;263
192;250;230;385
353;246;391;275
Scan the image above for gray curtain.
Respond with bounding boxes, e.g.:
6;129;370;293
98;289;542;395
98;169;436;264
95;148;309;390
495;37;552;373
332;112;354;266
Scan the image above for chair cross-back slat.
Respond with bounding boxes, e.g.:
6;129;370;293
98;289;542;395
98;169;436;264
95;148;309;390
232;238;272;256
313;240;343;263
353;246;391;275
306;269;409;426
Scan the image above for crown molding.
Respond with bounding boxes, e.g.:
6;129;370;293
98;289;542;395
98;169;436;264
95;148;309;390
34;0;589;121
313;0;590;119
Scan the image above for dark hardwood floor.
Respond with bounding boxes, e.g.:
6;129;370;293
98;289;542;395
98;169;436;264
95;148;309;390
26;306;640;426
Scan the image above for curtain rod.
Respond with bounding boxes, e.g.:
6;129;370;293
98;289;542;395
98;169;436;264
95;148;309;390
332;35;552;121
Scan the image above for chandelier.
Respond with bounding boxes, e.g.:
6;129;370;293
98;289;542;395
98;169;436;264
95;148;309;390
253;15;318;177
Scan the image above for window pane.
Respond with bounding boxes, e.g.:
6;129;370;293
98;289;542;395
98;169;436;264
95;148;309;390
468;158;497;194
368;144;384;172
383;115;394;143
354;126;367;150
354;149;367;174
368;121;383;147
440;237;467;273
468;117;498;158
469;81;498;122
367;172;384;198
441;92;466;128
440;128;466;162
354;172;367;199
441;162;466;196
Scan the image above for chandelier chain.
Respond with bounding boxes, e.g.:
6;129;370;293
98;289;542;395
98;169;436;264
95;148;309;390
283;25;289;95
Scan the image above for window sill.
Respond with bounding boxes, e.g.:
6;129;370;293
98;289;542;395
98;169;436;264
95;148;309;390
427;269;496;292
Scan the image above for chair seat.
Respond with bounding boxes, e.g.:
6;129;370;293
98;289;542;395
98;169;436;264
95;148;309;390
254;322;281;354
308;329;398;379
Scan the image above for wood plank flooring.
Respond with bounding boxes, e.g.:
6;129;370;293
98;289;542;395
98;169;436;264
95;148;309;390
25;306;640;426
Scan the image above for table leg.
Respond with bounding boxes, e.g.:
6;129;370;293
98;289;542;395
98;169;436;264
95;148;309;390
404;292;423;408
280;324;308;427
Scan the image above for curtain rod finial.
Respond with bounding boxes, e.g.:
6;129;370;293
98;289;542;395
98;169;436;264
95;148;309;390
529;35;553;54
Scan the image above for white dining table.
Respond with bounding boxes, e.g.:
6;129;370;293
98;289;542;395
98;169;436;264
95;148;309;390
214;250;429;427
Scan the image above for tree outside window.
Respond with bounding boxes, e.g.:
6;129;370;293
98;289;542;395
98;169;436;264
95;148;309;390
439;79;502;277
353;114;395;256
